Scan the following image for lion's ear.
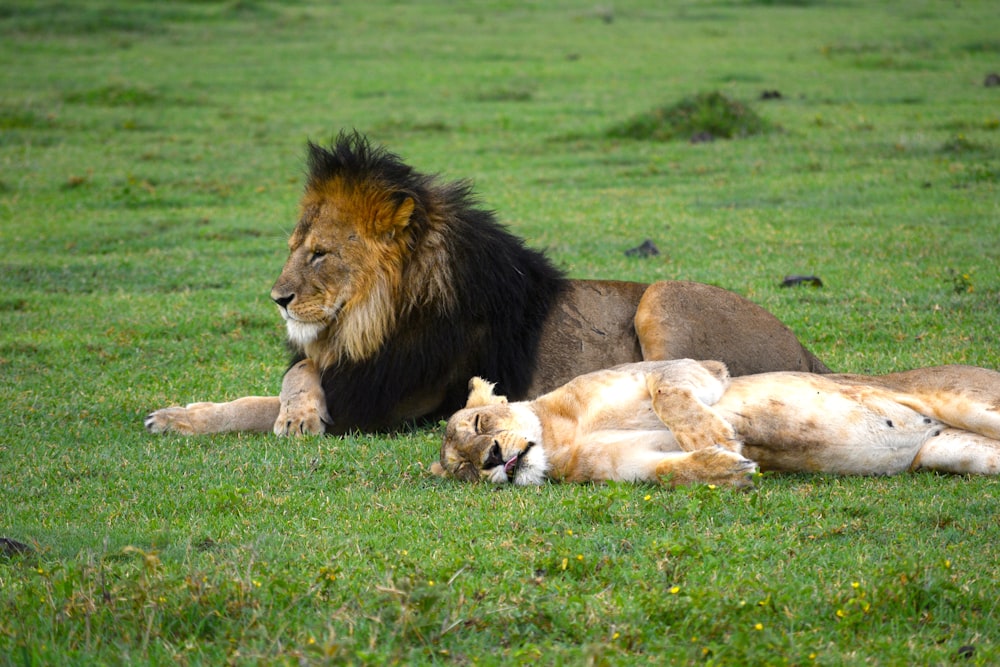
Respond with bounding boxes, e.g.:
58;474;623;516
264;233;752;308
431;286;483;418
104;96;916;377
383;196;414;238
430;461;449;478
466;377;508;408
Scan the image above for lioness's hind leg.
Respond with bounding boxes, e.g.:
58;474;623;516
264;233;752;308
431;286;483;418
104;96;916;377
145;397;280;435
655;446;757;488
910;428;1000;475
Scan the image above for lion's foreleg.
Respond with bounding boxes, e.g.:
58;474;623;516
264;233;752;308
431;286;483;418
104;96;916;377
652;447;756;488
145;396;280;435
648;382;741;453
910;429;1000;475
275;358;330;436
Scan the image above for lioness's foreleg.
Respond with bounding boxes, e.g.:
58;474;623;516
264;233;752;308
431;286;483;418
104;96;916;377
646;364;740;452
145;396;281;435
274;358;330;436
652;446;757;488
910;429;1000;475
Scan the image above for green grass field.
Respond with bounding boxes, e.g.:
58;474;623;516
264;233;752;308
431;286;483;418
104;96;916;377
2;0;999;664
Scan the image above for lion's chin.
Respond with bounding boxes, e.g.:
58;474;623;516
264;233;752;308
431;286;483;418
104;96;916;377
285;320;327;348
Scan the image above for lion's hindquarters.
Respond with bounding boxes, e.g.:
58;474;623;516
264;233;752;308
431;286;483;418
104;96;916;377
634;281;830;375
910;429;1000;474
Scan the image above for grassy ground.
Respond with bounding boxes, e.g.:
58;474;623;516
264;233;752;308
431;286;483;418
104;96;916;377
2;0;999;664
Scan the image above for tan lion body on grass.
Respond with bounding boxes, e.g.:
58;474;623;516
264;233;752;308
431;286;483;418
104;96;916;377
432;360;1000;486
146;132;826;437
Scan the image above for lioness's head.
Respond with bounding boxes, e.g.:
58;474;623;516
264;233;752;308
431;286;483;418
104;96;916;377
432;378;548;485
270;131;453;366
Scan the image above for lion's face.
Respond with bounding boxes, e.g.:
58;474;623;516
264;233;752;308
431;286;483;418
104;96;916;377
270;177;415;363
433;378;548;485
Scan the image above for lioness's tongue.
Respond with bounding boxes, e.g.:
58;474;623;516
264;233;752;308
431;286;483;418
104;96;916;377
504;455;519;476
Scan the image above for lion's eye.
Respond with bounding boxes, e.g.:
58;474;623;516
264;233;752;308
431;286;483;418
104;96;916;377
472;414;481;433
309;250;327;263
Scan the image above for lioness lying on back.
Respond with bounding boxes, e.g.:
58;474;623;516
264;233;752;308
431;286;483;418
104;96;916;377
431;360;1000;486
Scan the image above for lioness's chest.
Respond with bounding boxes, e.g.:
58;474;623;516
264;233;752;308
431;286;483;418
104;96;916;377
576;372;664;432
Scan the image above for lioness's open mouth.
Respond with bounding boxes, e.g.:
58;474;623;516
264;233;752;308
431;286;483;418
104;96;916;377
503;441;535;481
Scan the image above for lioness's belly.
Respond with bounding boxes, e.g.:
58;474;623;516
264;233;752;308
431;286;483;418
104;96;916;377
718;373;943;474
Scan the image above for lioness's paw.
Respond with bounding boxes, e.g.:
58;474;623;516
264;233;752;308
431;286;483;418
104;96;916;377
691;445;758;488
273;400;328;436
145;406;197;435
675;422;740;452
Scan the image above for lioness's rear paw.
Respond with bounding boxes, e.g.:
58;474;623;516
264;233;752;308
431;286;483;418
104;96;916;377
691;445;758;488
145;407;196;435
273;402;328;436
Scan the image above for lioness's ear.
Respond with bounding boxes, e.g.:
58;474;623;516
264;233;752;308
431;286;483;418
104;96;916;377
430;461;449;478
466;376;508;408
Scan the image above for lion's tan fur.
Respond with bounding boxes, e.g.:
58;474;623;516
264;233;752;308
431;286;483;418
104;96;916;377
434;360;1000;486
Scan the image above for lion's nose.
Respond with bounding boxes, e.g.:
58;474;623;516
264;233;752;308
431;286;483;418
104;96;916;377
272;293;295;309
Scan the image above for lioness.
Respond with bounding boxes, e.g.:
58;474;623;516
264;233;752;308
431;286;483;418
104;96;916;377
432;360;1000;485
146;132;827;436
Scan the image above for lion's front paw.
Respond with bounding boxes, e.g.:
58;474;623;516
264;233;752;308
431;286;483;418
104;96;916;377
145;405;201;435
274;397;328;436
689;445;758;488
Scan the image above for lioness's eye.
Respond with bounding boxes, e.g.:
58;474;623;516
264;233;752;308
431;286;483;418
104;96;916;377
472;414;481;433
309;250;327;263
483;441;504;469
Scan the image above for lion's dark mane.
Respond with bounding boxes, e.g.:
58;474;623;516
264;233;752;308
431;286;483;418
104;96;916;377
295;132;567;433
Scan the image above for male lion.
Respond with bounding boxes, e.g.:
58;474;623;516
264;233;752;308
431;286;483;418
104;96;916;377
432;360;1000;486
146;132;827;436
